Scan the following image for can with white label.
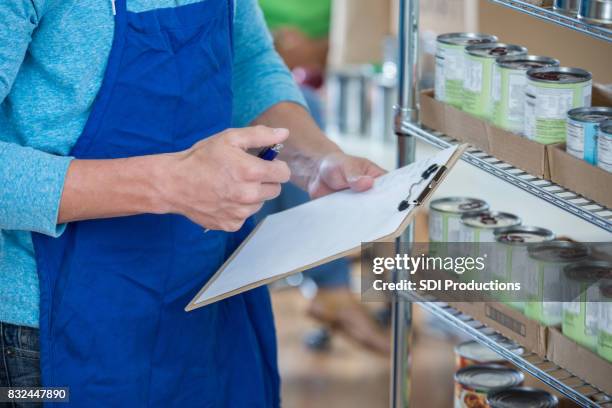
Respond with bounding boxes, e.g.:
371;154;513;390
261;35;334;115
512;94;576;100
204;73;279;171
598;119;612;173
562;260;612;350
566;107;612;164
492;55;559;134
454;365;524;408
524;67;592;144
492;226;555;311
435;33;498;108
463;43;527;119
597;281;612;362
429;198;489;243
525;241;590;326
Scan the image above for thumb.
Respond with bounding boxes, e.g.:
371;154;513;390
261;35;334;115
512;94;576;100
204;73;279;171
228;126;289;151
344;159;375;193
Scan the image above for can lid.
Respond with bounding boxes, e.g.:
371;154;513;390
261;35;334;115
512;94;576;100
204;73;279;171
430;197;489;214
494;226;554;245
564;260;612;282
437;32;498;46
528;241;590;262
455;341;524;363
601;119;612;134
465;43;527;58
526;66;592;84
455;364;524;392
487;387;559;408
496;55;559;70
568;107;612;123
461;211;521;229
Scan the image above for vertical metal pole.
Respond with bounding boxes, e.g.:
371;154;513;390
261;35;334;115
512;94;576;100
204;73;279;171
390;0;419;407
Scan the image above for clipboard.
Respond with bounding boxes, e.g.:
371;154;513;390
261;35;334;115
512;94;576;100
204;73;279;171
186;144;467;311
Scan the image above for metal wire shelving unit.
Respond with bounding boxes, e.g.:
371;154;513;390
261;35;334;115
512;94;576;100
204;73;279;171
390;0;612;407
399;292;612;408
489;0;612;43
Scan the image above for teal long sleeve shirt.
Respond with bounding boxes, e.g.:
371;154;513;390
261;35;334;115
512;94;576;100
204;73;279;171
0;0;305;327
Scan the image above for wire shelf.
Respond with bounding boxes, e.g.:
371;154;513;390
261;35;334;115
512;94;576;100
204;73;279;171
488;0;612;42
400;121;612;233
399;292;612;407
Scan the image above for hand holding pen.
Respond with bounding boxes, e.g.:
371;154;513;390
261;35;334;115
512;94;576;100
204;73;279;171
204;143;284;233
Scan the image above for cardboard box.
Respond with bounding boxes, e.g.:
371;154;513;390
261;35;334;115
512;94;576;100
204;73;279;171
548;144;612;208
327;0;392;68
449;302;548;357
546;327;612;395
420;90;550;178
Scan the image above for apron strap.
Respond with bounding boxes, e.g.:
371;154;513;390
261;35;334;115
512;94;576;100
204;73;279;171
111;0;127;16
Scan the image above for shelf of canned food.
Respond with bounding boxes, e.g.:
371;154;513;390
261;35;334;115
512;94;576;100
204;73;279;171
488;0;612;42
414;31;612;233
399;293;612;407
401;121;612;232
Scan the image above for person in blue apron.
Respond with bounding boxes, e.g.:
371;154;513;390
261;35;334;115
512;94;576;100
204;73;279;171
0;0;385;406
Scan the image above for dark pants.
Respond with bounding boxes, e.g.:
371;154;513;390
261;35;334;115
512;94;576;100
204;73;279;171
0;322;41;408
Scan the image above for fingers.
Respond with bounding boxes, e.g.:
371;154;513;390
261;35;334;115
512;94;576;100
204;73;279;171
343;158;378;193
239;157;291;184
231;182;282;204
226;126;289;151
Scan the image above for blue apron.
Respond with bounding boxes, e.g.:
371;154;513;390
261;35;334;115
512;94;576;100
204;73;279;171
31;0;280;406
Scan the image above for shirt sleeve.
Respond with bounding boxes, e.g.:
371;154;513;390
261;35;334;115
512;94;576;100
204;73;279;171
231;0;307;127
0;0;72;236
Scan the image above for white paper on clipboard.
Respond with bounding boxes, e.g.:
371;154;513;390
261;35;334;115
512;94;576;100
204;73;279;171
186;145;465;311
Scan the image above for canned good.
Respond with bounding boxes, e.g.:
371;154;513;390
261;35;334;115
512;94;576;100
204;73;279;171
463;43;527;119
455;340;524;370
598;119;612;173
578;0;612;25
554;0;580;15
525;241;590;325
325;65;373;136
524;67;593;144
491;226;555;311
429;198;489;242
487;387;559;408
566;107;612;164
598;281;612;362
492;56;560;134
435;33;498;108
455;364;524;408
460;211;522;243
370;74;397;143
563;261;612;350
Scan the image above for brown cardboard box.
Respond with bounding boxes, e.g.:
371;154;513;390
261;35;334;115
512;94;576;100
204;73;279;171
548;144;612;208
449;302;549;357
327;0;392;68
477;1;612;84
420;89;550;178
546;327;612;395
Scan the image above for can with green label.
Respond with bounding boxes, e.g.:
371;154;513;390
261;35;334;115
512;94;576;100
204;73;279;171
491;226;555;311
524;241;590;326
562;261;612;350
462;43;527;119
524;67;592;144
492;55;559;134
597;281;612;362
429;197;489;243
435;33;498;108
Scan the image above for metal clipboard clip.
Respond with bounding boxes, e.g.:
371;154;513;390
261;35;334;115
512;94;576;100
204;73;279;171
397;163;447;211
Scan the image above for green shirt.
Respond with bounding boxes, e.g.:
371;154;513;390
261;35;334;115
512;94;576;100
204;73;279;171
259;0;331;39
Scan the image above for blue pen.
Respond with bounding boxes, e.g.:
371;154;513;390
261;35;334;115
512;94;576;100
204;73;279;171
204;143;283;233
